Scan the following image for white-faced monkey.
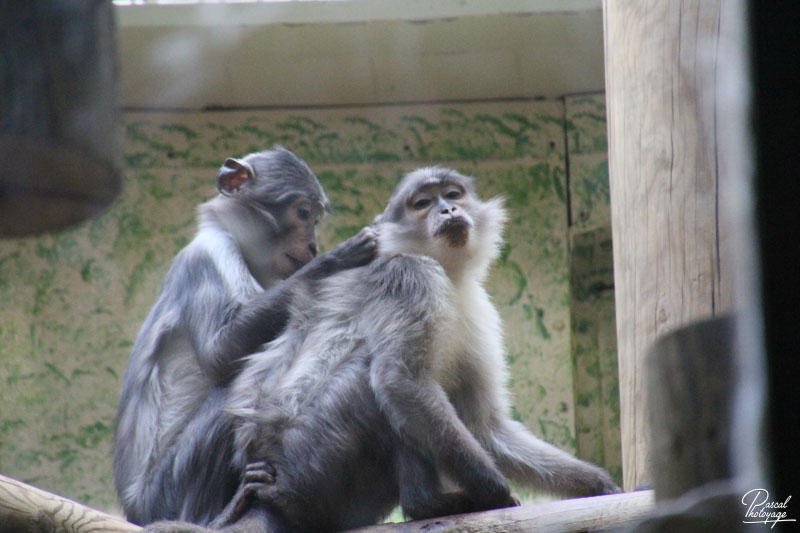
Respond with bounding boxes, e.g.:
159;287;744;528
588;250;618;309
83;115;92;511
144;166;619;533
113;147;377;525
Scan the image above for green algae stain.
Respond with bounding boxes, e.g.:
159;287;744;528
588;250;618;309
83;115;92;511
125;250;158;305
506;262;527;306
80;260;95;282
159;124;198;140
534;307;551;340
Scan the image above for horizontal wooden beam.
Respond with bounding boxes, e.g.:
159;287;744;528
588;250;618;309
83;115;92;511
0;472;654;533
348;491;655;533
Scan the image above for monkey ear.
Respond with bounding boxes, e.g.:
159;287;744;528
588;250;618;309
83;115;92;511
217;158;255;196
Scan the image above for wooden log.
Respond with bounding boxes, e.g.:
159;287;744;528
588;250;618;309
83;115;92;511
0;473;652;533
348;491;655;533
646;316;734;500
602;0;735;490
0;473;140;533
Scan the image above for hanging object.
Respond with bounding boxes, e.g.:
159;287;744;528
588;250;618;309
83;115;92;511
0;0;122;237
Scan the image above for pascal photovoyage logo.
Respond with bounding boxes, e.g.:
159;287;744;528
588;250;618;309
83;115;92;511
742;488;795;528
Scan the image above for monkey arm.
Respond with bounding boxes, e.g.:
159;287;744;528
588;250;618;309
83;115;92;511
191;284;293;385
371;352;513;511
188;227;378;385
365;256;515;511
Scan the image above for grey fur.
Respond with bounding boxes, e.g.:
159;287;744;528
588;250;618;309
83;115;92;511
114;147;376;526
149;166;619;533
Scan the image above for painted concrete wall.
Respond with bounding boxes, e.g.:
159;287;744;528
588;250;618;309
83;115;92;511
0;95;617;512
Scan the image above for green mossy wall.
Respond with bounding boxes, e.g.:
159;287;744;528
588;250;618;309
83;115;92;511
0;95;618;511
566;96;622;484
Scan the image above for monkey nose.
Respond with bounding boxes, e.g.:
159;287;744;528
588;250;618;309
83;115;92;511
440;205;457;215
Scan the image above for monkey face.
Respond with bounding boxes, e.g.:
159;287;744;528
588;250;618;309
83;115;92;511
269;197;325;279
377;167;506;280
407;180;475;249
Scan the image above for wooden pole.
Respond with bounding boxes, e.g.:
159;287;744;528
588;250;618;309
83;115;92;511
0;474;140;533
646;316;734;499
0;1;122;237
602;1;734;491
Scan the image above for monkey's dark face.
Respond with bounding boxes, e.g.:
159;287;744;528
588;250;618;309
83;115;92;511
269;197;324;279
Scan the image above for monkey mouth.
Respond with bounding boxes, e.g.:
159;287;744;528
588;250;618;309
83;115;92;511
435;217;471;247
285;254;308;270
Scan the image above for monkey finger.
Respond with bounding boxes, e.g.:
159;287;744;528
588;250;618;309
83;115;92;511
244;462;277;484
333;227;379;267
356;226;379;242
242;482;273;502
361;225;379;238
245;460;275;475
244;469;276;484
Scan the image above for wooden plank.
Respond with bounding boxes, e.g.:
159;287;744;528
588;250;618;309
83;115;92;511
602;0;733;490
348;491;654;533
0;474;140;533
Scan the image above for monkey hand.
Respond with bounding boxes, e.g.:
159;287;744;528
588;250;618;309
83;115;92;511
328;226;379;270
210;461;276;528
580;464;622;496
460;472;521;514
593;475;622;495
492;490;521;510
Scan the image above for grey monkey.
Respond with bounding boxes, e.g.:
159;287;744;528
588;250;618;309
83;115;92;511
148;166;619;533
113;147;377;526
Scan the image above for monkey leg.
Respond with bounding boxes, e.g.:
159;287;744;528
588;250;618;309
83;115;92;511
126;391;242;525
373;352;516;512
395;443;518;520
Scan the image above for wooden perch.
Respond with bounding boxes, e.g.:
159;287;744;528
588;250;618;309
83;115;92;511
0;473;653;533
349;491;655;533
0;473;140;533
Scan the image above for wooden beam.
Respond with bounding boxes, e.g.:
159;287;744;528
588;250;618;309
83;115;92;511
0;474;140;533
602;0;734;490
348;491;654;533
0;473;653;533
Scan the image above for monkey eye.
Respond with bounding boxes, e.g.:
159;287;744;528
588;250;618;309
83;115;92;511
413;198;432;210
444;189;463;200
298;207;312;221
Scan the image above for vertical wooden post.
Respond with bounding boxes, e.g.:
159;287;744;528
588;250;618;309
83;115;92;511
0;1;121;236
602;1;733;490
